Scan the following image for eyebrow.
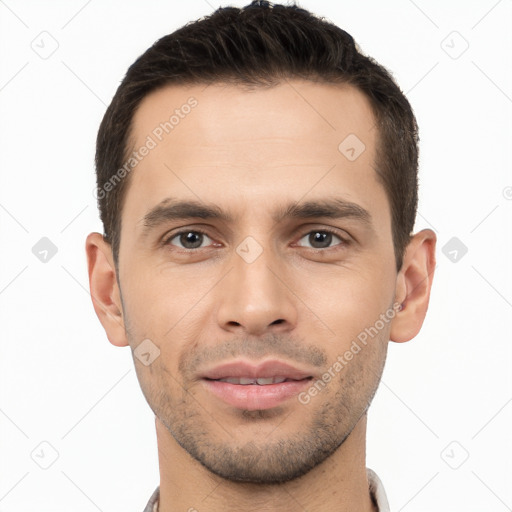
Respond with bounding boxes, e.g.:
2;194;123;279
140;197;373;235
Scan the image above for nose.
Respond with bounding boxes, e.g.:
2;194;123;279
216;244;298;336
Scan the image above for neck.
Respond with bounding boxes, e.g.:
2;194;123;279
156;415;376;512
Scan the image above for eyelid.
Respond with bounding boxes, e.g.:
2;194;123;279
161;225;352;251
293;227;350;248
163;227;216;248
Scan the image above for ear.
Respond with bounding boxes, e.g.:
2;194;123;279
85;232;128;347
390;228;436;343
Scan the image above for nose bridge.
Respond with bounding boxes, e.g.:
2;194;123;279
216;236;297;334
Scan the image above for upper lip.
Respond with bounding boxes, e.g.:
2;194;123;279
200;359;314;380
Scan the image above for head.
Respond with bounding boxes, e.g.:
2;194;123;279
87;1;435;484
96;0;418;273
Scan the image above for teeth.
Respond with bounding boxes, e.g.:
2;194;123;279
217;376;289;385
256;377;273;385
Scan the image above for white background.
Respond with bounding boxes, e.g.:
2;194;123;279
0;0;511;510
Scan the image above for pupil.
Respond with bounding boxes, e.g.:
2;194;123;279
181;232;202;248
310;231;331;248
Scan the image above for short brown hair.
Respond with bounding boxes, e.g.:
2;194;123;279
95;0;418;271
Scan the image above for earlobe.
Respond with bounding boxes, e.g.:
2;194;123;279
390;229;437;343
85;232;128;347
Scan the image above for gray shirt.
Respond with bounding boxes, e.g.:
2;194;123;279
143;467;390;511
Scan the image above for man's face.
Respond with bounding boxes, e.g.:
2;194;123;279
117;81;398;482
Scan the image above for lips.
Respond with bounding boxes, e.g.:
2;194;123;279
201;360;312;381
200;360;314;411
217;376;289;385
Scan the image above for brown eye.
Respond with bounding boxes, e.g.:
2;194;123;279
167;231;212;249
297;230;345;249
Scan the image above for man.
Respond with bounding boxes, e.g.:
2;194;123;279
86;1;436;510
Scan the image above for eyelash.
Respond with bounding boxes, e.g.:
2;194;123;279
295;228;351;250
162;228;350;251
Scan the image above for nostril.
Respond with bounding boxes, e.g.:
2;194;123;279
271;319;285;325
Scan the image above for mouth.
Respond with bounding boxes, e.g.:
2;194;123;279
212;376;303;385
200;360;315;411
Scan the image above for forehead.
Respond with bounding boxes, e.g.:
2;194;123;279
122;80;388;232
130;80;377;160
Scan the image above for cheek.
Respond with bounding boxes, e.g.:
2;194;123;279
121;264;218;336
120;272;216;390
132;354;184;421
292;263;395;343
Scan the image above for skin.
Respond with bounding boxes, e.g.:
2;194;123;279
86;80;436;512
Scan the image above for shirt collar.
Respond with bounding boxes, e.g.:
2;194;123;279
143;467;390;512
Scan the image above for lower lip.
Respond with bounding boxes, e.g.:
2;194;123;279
202;379;311;411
